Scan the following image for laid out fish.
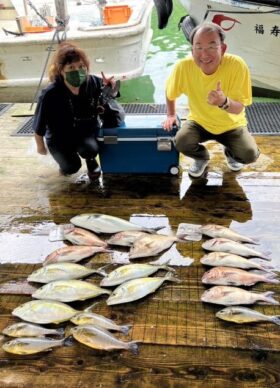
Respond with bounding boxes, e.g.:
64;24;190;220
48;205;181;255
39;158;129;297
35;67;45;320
32;280;111;302
202;267;279;286
2;337;65;355
202;238;271;260
100;263;174;287
129;234;178;259
71;312;131;334
107;231;147;247
70;324;138;353
12;300;80;324
201;286;279;306
71;213;159;234
216;306;280;325
43;245;110;266
200;224;257;244
2;322;63;338
200;252;272;272
107;272;180;305
64;227;107;247
28;262;106;283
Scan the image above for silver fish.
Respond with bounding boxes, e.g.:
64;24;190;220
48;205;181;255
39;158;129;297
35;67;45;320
28;262;105;283
202;267;279;286
202;238;271;260
107;272;180;305
100;263;174;287
216;306;280;325
2;322;63;338
71;312;131;334
129;234;178;259
201;286;279;306
200;252;272;272
12;300;79;324
64;227;107;247
43;245;110;266
32;280;111;302
2;337;65;355
200;224;257;244
71;213;159;234
107;231;147;247
70;324;138;353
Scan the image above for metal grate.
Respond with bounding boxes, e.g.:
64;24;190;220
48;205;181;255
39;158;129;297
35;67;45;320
11;117;34;137
11;102;280;136
0;103;12;116
247;102;280;135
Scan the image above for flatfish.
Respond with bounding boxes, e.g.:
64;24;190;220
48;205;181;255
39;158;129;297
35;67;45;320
129;234;178;259
201;286;279;306
32;280;111;302
43;245;110;266
28;262;106;283
216;306;280;325
71;213;160;234
107;272;180;305
200;252;272;272
200;224;257;244
64;227;107;247
202;238;270;260
70;324;139;353
100;263;174;286
201;267;279;286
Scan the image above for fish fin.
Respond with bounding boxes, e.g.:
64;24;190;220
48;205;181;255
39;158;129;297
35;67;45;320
120;325;132;335
259;291;279;305
164;272;181;283
84;301;100;312
271;316;280;326
128;341;139;355
63;336;74;346
94;263;112;277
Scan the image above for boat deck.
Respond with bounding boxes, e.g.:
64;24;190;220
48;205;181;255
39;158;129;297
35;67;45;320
0;103;280;387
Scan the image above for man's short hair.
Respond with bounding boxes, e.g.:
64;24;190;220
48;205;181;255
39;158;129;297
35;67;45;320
190;22;226;44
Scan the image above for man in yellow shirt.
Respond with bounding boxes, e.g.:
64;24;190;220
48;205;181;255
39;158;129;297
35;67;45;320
163;22;260;178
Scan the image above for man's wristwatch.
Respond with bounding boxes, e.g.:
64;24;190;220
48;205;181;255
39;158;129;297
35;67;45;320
218;97;230;110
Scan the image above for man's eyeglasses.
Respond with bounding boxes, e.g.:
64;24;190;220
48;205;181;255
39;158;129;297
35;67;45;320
193;44;221;53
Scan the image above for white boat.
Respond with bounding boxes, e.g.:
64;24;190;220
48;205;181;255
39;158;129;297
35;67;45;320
155;0;280;97
0;0;154;102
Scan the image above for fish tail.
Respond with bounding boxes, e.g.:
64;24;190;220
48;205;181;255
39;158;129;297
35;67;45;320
120;325;132;335
63;336;74;346
262;291;279;305
84;301;99;312
271;316;280;326
95;263;111;276
56;327;65;336
164;272;181;283
260;251;272;261
128;341;139;355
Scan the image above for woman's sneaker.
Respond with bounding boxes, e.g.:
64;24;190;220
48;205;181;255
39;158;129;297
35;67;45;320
188;159;209;178
225;154;243;171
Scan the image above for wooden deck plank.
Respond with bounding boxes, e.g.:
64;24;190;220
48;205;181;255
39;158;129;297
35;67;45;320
0;105;280;386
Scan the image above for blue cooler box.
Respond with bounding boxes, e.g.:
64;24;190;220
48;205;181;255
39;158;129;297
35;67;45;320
97;115;179;175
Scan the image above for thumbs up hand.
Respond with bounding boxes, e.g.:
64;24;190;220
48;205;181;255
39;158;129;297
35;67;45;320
207;80;226;106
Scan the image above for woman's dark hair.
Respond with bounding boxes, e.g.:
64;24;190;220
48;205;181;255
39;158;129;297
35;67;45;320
49;42;90;82
190;22;226;44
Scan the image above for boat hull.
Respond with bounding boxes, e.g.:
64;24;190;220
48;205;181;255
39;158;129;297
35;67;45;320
179;0;280;96
0;1;153;102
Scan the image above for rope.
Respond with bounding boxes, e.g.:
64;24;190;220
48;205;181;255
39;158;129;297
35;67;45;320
29;2;70;110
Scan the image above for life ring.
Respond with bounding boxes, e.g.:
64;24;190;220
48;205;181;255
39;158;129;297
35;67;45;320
153;0;173;29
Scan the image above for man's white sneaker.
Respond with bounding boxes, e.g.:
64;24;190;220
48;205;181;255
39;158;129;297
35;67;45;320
225;154;243;171
188;159;209;178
